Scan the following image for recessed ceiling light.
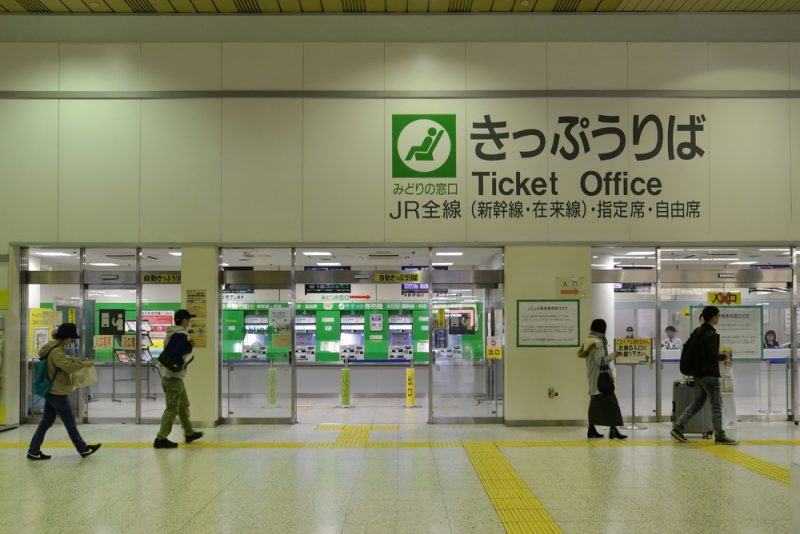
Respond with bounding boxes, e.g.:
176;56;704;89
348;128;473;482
303;251;332;256
435;252;464;257
169;251;182;257
221;263;230;267
34;252;73;257
316;262;341;267
89;262;119;267
432;262;453;266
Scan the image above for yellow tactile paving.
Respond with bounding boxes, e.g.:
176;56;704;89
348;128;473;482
464;442;563;534
694;443;791;485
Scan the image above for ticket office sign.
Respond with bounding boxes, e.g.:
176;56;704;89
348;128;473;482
614;338;652;365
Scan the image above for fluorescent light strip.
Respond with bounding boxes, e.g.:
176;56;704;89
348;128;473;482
89;263;119;267
625;251;655;256
316;262;341;267
303;252;332;256
700;258;740;262
435;252;464;257
759;248;790;252
34;252;73;257
729;261;757;265
432;262;453;266
169;252;182;257
661;258;699;262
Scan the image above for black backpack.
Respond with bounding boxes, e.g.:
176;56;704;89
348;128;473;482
157;333;193;373
679;330;702;376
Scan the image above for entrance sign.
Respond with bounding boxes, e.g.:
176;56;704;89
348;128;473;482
614;338;651;364
517;300;580;347
691;305;762;360
707;292;741;305
556;277;586;298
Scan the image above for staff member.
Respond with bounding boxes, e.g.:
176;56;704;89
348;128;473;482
662;326;683;349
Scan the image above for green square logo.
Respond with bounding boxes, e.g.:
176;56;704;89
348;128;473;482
392;114;457;178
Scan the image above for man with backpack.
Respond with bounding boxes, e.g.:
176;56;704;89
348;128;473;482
671;306;738;445
27;323;102;460
154;309;203;449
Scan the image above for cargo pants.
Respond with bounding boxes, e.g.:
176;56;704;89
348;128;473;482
157;377;194;439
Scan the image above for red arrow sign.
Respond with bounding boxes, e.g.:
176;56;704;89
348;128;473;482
349;295;371;300
560;288;580;295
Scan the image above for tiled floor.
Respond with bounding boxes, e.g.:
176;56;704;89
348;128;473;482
1;422;797;533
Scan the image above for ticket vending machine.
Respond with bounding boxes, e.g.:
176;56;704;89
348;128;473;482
388;313;413;361
294;313;317;362
340;313;365;363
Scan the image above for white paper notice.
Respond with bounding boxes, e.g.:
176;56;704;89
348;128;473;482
517;300;580;347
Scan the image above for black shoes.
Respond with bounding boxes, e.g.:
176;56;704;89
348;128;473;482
185;432;204;444
715;435;739;445
80;444;102;458
670;428;689;443
609;427;628;440
153;437;179;449
587;426;604;439
27;451;52;461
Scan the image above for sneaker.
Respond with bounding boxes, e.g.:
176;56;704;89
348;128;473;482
715;435;739;445
670;428;688;443
27;451;52;461
185;432;204;444
80;444;102;457
153;437;178;449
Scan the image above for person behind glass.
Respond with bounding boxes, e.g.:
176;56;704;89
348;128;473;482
763;330;781;349
670;306;738;445
624;326;635;339
662;326;683;350
27;323;102;460
579;319;627;440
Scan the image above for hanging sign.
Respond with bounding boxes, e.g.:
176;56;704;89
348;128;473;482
436;308;447;329
486;337;503;359
707;292;741;305
121;335;137;350
142;272;181;284
93;335;113;350
374;272;421;283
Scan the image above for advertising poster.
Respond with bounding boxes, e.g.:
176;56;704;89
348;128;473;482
185;289;207;318
614;338;652;365
142;311;175;350
269;307;292;350
93;335;113;350
448;308;476;335
121;335;137;350
517;300;580;347
28;309;62;355
691;305;762;360
189;318;207;348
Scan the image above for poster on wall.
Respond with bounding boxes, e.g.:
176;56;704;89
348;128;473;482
185;289;207;318
269;307;292;350
517;300;580;347
142;311;175;351
99;309;126;336
27;309;62;356
691;305;762;360
189;318;207;349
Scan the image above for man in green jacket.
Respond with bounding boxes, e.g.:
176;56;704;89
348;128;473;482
154;309;203;449
27;323;102;460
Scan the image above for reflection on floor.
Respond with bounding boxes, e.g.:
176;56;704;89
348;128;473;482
1;422;797;533
81;395;503;423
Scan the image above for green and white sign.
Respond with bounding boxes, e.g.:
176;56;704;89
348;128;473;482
392;114;457;178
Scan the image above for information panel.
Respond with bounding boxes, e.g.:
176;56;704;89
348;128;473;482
690;305;762;360
517;300;580;347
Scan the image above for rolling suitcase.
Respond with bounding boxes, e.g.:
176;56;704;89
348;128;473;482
671;380;713;438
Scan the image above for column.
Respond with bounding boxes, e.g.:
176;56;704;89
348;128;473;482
2;247;21;426
181;247;219;428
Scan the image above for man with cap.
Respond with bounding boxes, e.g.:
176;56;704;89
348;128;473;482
154;309;203;449
27;323;102;460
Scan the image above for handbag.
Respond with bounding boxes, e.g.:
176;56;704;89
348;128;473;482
597;357;615;394
70;366;99;388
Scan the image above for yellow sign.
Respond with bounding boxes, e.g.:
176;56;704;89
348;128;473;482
374;272;421;283
185;289;207;318
142;272;181;284
614;338;652;364
707;291;741;305
121;335;137;350
28;308;62;355
189;318;207;348
93;335;113;350
486;337;503;359
405;368;415;407
436;308;446;329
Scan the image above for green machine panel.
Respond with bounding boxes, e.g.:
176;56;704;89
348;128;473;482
413;308;430;362
223;309;244;361
315;310;341;362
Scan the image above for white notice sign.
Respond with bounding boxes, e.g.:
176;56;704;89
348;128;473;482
692;305;762;360
517;300;580;347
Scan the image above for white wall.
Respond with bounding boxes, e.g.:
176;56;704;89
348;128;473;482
0;42;799;250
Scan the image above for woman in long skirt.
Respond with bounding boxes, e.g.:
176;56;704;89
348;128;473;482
578;319;627;440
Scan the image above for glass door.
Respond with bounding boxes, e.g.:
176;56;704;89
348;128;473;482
221;248;295;423
429;248;504;423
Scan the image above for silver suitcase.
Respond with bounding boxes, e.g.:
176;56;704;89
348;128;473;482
671;380;713;438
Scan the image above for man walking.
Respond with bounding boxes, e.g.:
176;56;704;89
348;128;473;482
670;306;738;445
154;309;203;449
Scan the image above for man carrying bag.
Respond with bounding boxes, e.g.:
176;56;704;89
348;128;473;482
154;309;203;449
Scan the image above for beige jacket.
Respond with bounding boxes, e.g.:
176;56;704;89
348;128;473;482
39;341;84;396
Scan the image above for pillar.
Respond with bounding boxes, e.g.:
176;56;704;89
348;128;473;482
1;247;21;427
180;247;219;428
